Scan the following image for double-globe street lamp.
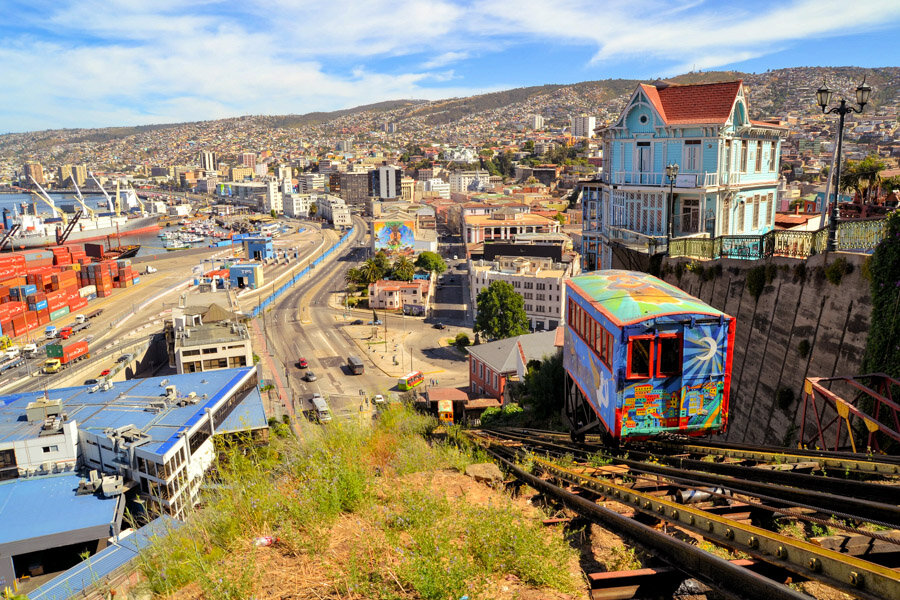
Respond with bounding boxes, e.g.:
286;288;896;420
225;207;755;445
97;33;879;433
815;78;872;252
665;162;679;255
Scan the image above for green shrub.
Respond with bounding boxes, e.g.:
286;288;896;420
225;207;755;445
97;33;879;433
776;386;795;410
765;263;778;283
454;332;471;349
792;263;807;283
746;265;767;300
824;257;853;285
674;262;685;280
797;339;811;359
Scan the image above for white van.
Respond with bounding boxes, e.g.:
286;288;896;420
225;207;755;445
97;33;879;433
311;394;332;424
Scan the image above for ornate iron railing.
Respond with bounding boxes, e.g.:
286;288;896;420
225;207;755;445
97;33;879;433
666;215;890;261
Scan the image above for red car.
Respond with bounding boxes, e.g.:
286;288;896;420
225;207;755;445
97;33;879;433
99;369;111;377
298;358;308;369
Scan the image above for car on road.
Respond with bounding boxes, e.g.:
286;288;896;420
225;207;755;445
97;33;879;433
83;378;99;386
350;319;364;325
368;319;383;326
298;358;308;369
99;369;111;377
373;394;385;405
433;322;445;330
116;353;134;364
304;371;318;382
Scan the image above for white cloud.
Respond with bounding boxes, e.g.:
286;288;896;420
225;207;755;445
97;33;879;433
1;0;899;131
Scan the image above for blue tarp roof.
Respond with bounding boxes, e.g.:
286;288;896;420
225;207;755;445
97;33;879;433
0;474;119;546
0;368;256;457
27;516;181;600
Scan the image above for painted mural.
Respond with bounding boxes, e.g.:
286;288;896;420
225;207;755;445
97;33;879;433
569;270;722;325
563;325;616;429
373;221;415;256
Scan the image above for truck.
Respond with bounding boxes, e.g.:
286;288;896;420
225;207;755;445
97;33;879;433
43;340;90;373
72;321;91;334
44;326;57;340
347;355;364;375
86;309;104;320
0;335;11;351
74;314;87;324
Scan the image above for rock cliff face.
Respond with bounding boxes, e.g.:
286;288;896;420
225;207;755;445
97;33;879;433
661;253;871;446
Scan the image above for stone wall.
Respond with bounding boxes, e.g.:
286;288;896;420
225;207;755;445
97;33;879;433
660;252;871;446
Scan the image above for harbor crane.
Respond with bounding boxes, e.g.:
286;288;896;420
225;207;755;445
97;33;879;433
70;180;96;219
89;171;116;213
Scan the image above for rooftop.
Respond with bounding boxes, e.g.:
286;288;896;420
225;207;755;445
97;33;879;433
568;270;728;326
0;368;258;456
467;329;559;374
0;473;119;547
465;213;556;227
176;320;250;348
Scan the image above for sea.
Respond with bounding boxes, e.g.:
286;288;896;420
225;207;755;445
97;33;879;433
0;192;221;257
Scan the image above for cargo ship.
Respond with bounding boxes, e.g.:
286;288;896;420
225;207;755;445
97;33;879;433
0;177;160;251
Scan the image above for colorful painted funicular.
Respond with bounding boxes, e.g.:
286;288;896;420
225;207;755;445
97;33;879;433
562;270;735;442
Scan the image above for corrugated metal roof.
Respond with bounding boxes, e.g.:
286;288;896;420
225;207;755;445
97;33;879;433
27;516;181;600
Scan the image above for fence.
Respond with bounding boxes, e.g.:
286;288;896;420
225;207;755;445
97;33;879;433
250;226;356;317
668;216;889;261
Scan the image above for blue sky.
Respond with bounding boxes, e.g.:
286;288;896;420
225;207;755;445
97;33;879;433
1;0;898;133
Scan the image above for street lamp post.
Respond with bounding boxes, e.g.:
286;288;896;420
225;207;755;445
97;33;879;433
665;163;679;255
816;78;872;252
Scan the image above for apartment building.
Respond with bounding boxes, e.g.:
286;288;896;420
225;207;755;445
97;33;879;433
449;170;491;193
316;194;352;228
468;251;579;332
423;178;450;199
339;171;371;207
283;193;315;218
299;173;325;193
229;166;254;182
463;208;559;245
571;115;596;138
240;152;257;169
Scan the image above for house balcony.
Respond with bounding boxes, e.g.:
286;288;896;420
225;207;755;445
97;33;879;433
601;171;774;188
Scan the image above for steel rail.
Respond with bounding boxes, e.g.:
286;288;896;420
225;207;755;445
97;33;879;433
471;434;900;600
481;445;810;600
485;429;900;527
503;427;900;476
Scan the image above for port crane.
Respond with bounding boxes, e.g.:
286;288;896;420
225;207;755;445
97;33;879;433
70;180;97;219
89;171;116;213
29;175;83;245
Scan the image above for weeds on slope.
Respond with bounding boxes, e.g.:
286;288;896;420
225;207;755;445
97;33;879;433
138;405;580;599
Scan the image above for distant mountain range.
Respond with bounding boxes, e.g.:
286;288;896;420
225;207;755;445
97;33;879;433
2;66;897;156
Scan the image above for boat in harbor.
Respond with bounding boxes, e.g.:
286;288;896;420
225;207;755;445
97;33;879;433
0;176;160;251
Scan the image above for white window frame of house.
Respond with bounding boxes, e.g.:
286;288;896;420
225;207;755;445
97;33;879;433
636;141;652;184
681;198;700;234
755;141;763;172
765;192;774;225
721;197;730;236
770;143;778;173
752;195;760;230
684;140;701;171
740;141;748;173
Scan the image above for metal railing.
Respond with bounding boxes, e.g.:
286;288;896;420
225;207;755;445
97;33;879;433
668;216;889;261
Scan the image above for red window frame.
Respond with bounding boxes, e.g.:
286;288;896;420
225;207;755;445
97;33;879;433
655;334;683;378
604;331;613;367
626;335;655;379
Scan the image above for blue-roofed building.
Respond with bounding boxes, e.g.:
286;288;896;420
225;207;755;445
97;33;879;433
0;368;267;519
0;473;122;592
27;516;181;600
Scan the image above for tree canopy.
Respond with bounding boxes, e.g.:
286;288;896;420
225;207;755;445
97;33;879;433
414;251;447;274
391;256;415;282
521;351;565;418
840;154;886;202
474;280;530;341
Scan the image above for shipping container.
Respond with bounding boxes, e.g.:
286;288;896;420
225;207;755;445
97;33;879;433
49;306;70;321
46;340;89;364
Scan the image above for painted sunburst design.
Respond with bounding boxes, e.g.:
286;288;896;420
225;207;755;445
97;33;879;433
683;325;727;381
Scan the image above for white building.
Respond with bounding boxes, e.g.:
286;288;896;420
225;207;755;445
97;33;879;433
449;170;491;193
469;253;579;332
316;194;352;228
264;180;283;214
372;165;401;199
299;173;325;193
571;115;596;138
168;310;253;375
423;178;450;199
529;114;544;130
283;193;315;218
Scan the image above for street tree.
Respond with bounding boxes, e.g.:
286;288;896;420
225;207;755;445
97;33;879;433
391;256;415;282
840;154;886;203
414;251;447;274
474;280;530;341
358;259;384;284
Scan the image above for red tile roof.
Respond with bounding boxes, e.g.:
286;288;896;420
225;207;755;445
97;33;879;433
640;80;743;125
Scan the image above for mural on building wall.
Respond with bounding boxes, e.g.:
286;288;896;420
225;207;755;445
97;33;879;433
374;221;416;256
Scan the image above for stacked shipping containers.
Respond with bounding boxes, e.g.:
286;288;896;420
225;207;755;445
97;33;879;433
0;245;140;339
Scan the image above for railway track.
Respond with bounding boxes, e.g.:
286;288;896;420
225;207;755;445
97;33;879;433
465;427;900;600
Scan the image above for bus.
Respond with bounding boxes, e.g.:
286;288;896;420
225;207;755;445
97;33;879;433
397;371;424;391
347;356;364;375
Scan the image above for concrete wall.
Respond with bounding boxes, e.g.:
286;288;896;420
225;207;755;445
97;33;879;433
660;252;871;446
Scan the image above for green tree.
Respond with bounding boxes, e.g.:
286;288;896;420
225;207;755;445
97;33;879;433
414;251;447;274
553;212;566;225
270;209;277;218
474;280;530;341
862;211;900;379
840;154;886;202
523;140;535;152
308;203;317;216
521;351;565;418
372;251;391;274
345;267;363;286
391;256;415;282
358;258;384;284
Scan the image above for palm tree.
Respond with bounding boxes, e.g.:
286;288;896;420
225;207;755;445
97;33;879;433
358;259;383;284
392;256;415;282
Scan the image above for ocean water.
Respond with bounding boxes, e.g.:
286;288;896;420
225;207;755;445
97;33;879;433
0;192;221;257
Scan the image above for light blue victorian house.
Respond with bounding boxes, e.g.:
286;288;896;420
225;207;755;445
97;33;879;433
581;80;786;271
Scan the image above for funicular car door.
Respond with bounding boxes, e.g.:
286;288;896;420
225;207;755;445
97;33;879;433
679;321;729;432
